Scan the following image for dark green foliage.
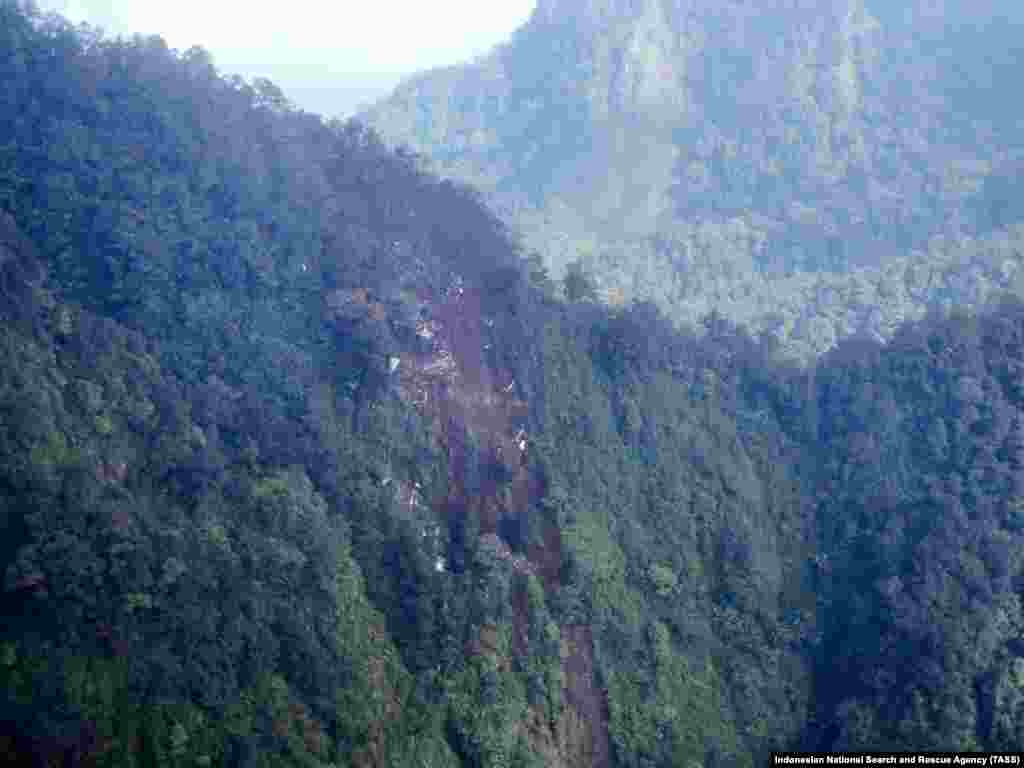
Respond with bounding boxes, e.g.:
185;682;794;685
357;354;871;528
525;302;812;765
562;259;598;303
0;3;520;765
807;299;1024;750
5;3;1024;766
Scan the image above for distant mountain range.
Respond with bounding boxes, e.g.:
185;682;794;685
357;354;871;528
363;0;1024;359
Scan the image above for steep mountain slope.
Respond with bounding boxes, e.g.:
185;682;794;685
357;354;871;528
4;3;1024;767
362;0;1024;359
807;301;1024;749
0;6;814;765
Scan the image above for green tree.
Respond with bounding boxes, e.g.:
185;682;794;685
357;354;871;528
563;259;597;302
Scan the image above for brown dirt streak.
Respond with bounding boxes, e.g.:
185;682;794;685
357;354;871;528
511;581;529;658
561;625;610;768
398;279;569;603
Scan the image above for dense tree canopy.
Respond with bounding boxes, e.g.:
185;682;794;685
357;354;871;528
2;3;1024;767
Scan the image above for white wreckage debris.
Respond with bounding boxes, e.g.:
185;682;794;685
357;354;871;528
416;318;440;341
476;533;536;577
422;350;457;378
395;480;424;513
515;428;528;453
447;275;465;298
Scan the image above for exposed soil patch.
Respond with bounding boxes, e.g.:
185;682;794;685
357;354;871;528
511;581;530;658
394;279;561;581
560;624;610;768
391;275;608;766
531;517;562;592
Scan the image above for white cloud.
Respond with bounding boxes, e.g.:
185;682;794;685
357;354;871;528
60;0;89;24
36;0;536;116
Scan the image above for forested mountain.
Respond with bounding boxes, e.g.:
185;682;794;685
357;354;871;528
2;2;1024;767
362;0;1024;359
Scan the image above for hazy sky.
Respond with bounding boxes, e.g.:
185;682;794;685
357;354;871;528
37;0;537;118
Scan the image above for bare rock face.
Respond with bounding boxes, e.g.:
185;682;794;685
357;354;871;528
363;0;1024;360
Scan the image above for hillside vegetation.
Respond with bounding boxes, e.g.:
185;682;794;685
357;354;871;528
2;3;1024;767
362;0;1024;359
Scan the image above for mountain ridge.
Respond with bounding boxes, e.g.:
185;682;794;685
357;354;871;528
363;0;1024;359
4;2;1024;765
